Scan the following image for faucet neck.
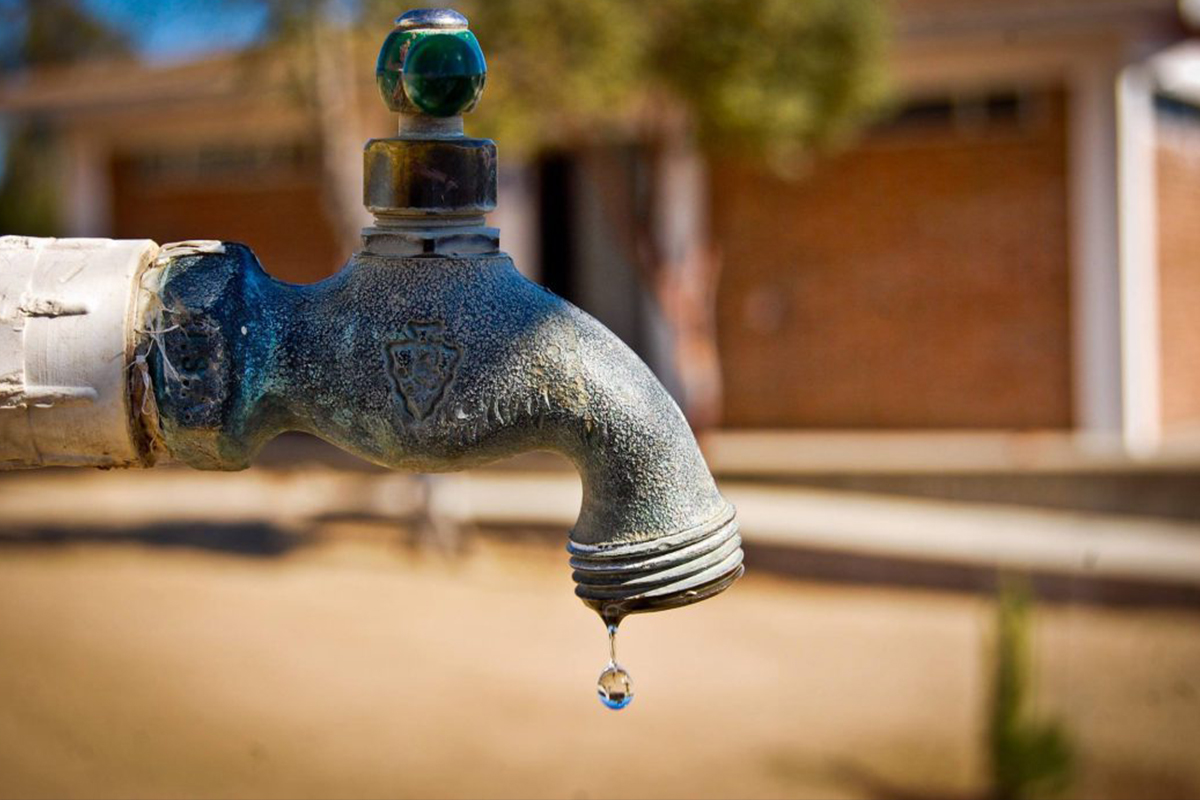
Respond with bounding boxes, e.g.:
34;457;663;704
397;115;464;138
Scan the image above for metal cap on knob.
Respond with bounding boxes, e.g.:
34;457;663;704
395;8;468;29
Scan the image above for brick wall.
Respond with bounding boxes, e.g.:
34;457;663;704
111;144;343;285
1157;119;1200;430
711;90;1072;429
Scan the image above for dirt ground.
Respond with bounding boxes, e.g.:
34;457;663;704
0;532;1197;800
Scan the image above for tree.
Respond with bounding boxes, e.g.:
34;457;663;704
452;0;887;158
0;0;131;71
0;0;132;236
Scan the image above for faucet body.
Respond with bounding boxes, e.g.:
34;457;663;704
149;241;742;619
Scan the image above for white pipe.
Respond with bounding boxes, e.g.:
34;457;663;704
0;236;158;468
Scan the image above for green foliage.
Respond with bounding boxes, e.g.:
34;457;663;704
989;581;1074;800
1;0;131;71
357;0;887;161
652;0;888;157
0;0;133;236
446;0;650;153
0;126;60;236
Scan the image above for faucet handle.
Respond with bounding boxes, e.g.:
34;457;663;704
364;8;498;253
376;8;487;118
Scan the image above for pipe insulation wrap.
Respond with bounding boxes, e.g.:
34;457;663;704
0;236;159;468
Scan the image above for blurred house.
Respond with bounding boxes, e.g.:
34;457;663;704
1;0;1198;454
709;0;1199;452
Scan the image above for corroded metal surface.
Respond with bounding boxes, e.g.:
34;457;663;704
145;7;742;620
148;244;741;620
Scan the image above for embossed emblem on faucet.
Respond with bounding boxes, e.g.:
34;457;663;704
386;322;460;420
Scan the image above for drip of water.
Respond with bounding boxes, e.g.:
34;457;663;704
596;623;634;710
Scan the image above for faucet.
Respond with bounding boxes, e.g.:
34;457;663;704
0;9;742;624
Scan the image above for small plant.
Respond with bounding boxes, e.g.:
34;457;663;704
988;579;1074;800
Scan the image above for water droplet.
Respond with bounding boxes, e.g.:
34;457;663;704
596;623;633;710
597;663;633;710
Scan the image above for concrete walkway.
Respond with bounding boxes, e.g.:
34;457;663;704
3;464;1198;595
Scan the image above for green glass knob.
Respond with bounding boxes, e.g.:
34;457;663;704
402;32;486;117
375;10;486;118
